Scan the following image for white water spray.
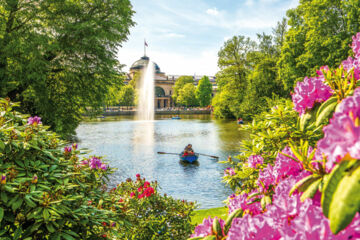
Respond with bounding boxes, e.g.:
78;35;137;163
136;61;155;120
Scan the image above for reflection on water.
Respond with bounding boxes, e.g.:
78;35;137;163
76;115;248;208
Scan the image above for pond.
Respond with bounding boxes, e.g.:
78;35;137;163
76;115;248;209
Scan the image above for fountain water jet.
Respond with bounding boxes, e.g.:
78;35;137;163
136;61;155;120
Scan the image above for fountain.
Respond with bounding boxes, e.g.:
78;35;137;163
136;60;155;120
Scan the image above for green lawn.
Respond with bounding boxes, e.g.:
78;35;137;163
191;206;228;225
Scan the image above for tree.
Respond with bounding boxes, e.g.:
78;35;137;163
0;0;135;137
172;76;194;104
212;36;256;118
278;0;360;91
196;76;212;107
177;83;198;107
118;84;135;109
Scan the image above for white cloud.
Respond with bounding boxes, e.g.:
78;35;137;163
245;0;254;7
164;33;185;38
206;8;219;16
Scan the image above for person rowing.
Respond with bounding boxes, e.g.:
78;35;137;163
183;144;194;156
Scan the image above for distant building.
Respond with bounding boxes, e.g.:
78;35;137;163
125;55;217;109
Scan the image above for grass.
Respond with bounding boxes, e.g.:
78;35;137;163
191;206;228;225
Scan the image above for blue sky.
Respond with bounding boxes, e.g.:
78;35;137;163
117;0;299;76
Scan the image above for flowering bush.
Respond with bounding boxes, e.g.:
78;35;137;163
114;174;195;239
190;33;360;239
0;99;195;239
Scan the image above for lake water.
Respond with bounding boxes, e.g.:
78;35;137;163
75;115;248;209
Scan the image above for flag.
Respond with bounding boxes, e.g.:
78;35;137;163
144;40;148;47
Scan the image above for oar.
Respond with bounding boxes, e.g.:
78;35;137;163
157;151;219;159
157;152;179;155
197;153;219;159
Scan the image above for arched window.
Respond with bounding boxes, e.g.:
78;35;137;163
155;86;165;97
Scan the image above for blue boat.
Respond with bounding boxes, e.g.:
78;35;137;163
179;152;199;163
172;116;181;120
237;120;244;124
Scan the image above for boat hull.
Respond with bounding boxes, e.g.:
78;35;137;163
179;153;199;163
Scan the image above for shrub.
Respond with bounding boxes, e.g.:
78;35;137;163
0;99;195;239
189;33;360;240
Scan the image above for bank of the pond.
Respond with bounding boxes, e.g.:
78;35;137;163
191;206;228;225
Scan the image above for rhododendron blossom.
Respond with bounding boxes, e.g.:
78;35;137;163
248;155;264;168
190;216;225;238
224;167;236;176
27;116;42;125
257;164;275;192
352;32;360;59
227;191;262;216
318;87;360;167
274;146;304;183
292;76;333;115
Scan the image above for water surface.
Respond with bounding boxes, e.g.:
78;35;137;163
76;115;248;208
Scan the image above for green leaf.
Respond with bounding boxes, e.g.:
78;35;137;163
46;223;55;233
212;218;223;238
315;100;337;126
12;198;23;211
300;178;321;202
299;111;312;131
61;233;76;240
187;237;203;240
14;227;22;240
289;175;321;196
1;191;8;203
329;165;360;234
0;141;5;151
316;96;337;119
0;207;4;222
202;236;216;240
43;209;50;220
321;161;353;218
224;208;243;234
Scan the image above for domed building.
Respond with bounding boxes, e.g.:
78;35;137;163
126;55;217;109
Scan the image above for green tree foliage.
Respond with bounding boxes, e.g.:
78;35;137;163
172;76;194;104
118;84;135;109
0;0;135;138
177;83;198;107
278;0;360;91
213;36;257;118
195;76;212;107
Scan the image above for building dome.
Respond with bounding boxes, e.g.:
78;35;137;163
130;56;161;73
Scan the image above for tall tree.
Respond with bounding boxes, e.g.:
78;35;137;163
172;75;193;104
196;76;212;107
0;0;135;137
213;36;256;118
118;84;135;109
177;83;198;107
278;0;360;91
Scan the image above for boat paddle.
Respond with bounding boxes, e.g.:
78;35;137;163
157;151;219;159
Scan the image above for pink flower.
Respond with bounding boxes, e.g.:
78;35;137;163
144;187;154;197
227;191;262;216
191;217;225;238
80;160;88;165
352;32;360;59
257;164;276;192
130;192;135;198
27;116;42;125
143;181;150;188
248;155;264;168
89;157;102;169
64;146;72;153
136;173;141;178
224;167;236;176
273;147;304;183
292;76;333;115
100;163;108;170
342;57;360;80
318;88;360;167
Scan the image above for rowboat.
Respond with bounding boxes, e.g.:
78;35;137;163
179;152;199;163
237;120;244;124
172;116;181;120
